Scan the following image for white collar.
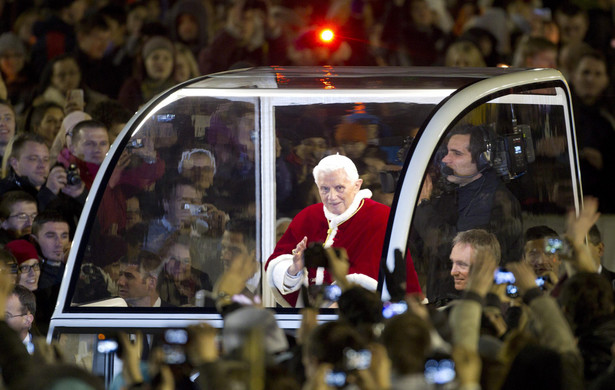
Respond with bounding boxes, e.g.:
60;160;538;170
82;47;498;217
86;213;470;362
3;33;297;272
323;189;372;227
153;297;162;307
322;189;371;248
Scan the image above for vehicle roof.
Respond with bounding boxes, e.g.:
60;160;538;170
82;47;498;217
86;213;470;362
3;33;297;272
188;66;525;89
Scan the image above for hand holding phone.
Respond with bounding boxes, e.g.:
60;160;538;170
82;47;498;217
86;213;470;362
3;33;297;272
65;89;85;113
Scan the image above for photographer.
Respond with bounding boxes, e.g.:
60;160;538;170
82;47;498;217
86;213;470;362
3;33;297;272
0;133;87;236
0;132;86;212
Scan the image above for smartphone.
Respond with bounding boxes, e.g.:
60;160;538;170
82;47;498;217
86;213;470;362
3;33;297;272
506;284;519;298
322;284;342;302
424;358;456;385
544;237;572;258
97;339;119;354
162;328;188;365
494;267;516;285
344;348;371;371
535;275;549;290
382;301;408;319
544;237;563;254
325;370;347;388
68;89;84;106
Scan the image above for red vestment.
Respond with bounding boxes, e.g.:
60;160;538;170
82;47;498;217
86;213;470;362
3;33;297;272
266;197;420;306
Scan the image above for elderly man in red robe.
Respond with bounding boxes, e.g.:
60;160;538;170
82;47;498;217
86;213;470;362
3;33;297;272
266;154;420;307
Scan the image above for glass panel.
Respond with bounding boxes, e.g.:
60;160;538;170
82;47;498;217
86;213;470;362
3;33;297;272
408;87;575;306
270;101;436;307
70;96;260;309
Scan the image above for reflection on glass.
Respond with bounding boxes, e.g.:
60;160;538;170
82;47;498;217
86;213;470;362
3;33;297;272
71;98;258;308
409;90;575;307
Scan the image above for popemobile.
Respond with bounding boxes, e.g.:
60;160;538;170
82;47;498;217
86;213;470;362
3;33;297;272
47;66;600;385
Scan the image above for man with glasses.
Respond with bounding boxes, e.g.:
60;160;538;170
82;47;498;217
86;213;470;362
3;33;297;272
0;190;38;245
5;285;37;354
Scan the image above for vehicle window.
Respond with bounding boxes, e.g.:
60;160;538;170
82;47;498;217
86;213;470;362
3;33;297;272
70;97;259;309
408;87;576;306
274;102;433;218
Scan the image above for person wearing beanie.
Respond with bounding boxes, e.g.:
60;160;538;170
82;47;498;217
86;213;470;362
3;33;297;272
50;110;92;165
6;239;41;292
0;32;34;114
118;35;176;112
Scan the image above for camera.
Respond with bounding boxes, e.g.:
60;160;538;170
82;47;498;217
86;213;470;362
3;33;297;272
304;242;342;268
382;301;408;319
66;163;82;185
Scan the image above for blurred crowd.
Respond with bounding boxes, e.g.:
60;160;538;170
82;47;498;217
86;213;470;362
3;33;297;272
1;0;615;212
2;0;615;389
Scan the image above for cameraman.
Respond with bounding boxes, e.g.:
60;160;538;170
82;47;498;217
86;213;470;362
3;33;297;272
411;124;523;306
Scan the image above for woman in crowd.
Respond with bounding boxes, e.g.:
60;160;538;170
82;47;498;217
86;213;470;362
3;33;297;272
23;101;64;148
118;35;176;113
31;53;107;113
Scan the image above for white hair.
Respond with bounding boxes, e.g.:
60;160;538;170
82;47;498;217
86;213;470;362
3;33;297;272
177;148;216;174
312;154;359;182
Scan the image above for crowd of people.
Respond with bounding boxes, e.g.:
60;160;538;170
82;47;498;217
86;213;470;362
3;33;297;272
1;0;615;389
2;192;615;390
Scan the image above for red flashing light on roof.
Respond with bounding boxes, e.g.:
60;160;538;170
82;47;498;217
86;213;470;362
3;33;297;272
319;28;335;44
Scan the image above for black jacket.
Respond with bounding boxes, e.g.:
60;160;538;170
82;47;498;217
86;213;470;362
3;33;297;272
411;169;523;304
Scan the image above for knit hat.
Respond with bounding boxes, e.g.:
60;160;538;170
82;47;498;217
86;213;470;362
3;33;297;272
142;36;174;60
0;32;26;57
5;240;40;265
62;111;92;136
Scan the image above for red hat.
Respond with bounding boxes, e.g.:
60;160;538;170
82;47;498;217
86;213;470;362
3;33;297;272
5;240;40;265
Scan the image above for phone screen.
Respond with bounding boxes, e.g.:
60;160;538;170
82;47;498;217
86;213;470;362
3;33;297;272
494;268;515;284
424;358;456;384
97;339;118;354
325;370;346;388
382;301;408;319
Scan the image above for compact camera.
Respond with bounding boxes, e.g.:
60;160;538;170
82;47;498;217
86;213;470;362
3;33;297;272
303;243;342;269
183;203;206;216
66;163;82;185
